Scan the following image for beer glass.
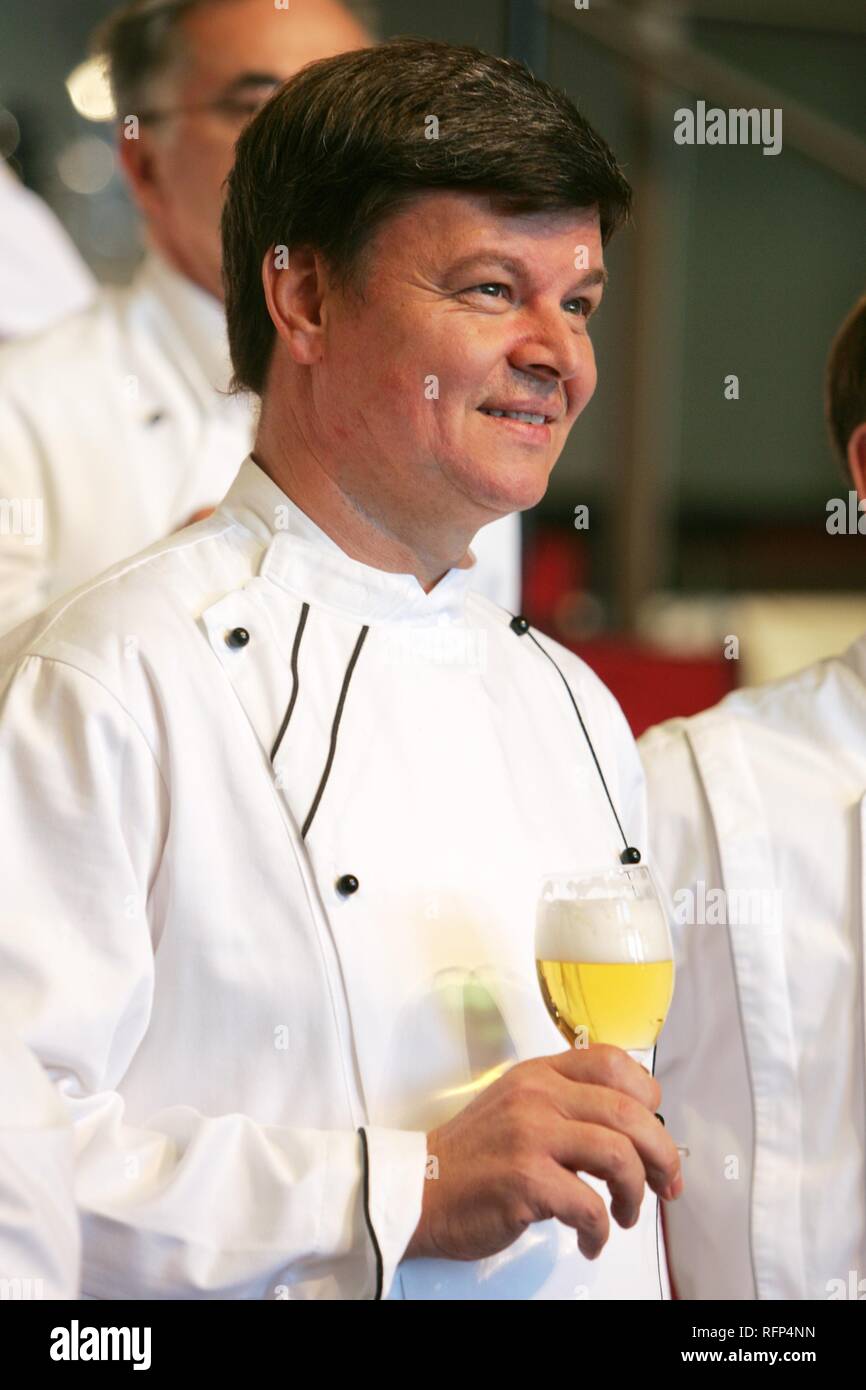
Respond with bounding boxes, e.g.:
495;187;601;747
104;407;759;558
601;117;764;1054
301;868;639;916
535;864;674;1066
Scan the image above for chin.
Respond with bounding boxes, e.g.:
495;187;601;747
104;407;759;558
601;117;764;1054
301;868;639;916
481;471;550;514
455;455;549;504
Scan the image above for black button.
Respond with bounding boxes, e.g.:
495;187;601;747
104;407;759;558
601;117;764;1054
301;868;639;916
336;874;359;897
620;846;642;864
509;614;530;635
225;627;250;649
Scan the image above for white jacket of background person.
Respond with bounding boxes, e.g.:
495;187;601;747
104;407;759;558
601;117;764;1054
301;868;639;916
0;250;521;636
0;1024;81;1299
0;160;95;341
640;644;866;1300
0;455;664;1301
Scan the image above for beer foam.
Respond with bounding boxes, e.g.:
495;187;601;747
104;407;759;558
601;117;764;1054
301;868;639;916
536;896;671;964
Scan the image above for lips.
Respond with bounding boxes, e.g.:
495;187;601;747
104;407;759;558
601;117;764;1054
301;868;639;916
478;402;560;424
476;408;553;445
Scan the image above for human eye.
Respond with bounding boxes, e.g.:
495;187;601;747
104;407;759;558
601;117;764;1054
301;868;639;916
464;283;510;300
564;296;595;318
216;96;270;123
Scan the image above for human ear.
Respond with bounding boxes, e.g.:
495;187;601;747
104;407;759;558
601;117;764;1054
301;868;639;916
261;244;326;367
847;421;866;504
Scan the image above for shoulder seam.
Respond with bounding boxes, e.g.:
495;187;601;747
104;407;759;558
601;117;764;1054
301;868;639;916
19;653;169;799
27;519;241;645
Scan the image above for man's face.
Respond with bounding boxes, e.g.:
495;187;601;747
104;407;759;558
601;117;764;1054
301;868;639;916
309;191;604;532
126;0;370;297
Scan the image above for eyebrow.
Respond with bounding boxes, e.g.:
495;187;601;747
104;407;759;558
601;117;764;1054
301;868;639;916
445;252;608;289
220;72;283;96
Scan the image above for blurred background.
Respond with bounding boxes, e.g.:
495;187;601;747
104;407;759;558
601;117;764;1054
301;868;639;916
1;0;864;732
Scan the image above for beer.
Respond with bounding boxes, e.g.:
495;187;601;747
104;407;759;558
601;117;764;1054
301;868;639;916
536;895;673;1050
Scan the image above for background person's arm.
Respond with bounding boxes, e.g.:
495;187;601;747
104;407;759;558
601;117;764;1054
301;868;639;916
0;393;52;637
0;1026;81;1299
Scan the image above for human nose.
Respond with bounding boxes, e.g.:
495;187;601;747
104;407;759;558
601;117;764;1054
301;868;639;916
508;302;593;395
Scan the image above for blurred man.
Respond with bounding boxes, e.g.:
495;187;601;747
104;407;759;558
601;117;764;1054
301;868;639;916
0;0;522;635
0;39;681;1300
640;294;866;1300
0;160;95;339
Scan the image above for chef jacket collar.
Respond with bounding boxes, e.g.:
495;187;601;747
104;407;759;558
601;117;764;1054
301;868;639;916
137;249;234;395
219;456;480;625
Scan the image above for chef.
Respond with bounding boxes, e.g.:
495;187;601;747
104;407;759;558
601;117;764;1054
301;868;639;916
640;294;866;1301
0;0;522;634
0;37;681;1300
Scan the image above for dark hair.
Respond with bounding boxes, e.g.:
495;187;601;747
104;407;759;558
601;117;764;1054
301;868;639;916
826;294;866;475
92;0;379;119
222;37;633;395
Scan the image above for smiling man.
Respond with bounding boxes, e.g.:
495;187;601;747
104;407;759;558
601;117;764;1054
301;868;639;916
246;186;604;579
0;38;681;1301
0;0;537;639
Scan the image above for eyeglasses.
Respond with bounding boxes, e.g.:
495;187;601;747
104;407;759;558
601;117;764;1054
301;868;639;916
137;95;271;126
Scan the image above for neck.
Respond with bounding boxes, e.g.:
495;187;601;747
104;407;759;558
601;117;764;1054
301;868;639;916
145;229;222;303
253;404;476;595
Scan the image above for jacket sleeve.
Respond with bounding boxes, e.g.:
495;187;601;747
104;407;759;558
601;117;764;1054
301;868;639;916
0;1026;81;1299
0;653;427;1300
0;390;52;637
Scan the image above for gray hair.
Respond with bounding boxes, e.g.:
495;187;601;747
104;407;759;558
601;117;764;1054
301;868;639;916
91;0;380;120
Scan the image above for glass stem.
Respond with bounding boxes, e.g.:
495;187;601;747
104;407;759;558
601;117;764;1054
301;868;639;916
628;1046;655;1073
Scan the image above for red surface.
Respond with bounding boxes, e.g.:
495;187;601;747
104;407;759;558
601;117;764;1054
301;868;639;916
567;636;736;738
522;528;735;737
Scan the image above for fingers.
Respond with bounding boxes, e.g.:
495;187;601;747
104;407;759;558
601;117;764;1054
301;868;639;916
548;1075;682;1201
416;1049;683;1266
548;1119;650;1230
547;1042;661;1111
540;1163;611;1260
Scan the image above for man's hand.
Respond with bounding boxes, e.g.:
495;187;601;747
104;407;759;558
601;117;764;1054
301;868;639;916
404;1044;683;1263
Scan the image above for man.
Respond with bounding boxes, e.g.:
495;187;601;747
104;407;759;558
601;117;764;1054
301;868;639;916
0;160;95;339
0;39;681;1301
0;0;521;634
640;294;866;1301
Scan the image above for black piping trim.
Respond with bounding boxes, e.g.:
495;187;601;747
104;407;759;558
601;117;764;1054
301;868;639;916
301;624;369;840
516;618;631;857
651;1045;665;1300
358;1126;384;1300
270;602;310;763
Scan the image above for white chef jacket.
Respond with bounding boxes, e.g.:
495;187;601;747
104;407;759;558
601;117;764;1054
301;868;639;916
0;455;665;1301
640;644;866;1300
0;250;521;635
0;161;95;340
0;1024;81;1299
